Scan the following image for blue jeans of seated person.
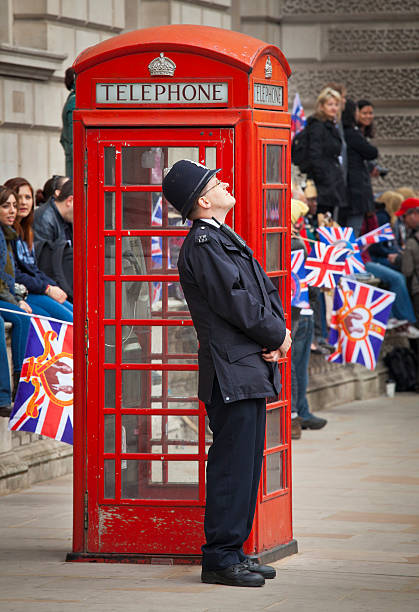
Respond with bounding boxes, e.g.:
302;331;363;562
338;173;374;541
365;261;416;323
291;313;314;421
26;294;73;322
0;301;31;372
0;315;11;405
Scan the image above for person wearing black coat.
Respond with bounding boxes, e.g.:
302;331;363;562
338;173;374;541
162;160;291;588
4;177;73;322
341;99;378;237
306;87;346;216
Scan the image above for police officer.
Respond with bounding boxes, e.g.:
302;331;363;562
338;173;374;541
162;160;291;587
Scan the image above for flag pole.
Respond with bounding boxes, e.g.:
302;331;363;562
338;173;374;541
0;307;73;327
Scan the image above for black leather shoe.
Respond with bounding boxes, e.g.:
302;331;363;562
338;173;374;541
242;558;276;579
300;415;327;430
0;405;11;418
201;563;265;587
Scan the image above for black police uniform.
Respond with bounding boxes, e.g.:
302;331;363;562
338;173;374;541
178;219;286;571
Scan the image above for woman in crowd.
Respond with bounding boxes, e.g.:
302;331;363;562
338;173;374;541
357;99;375;139
0;186;31;403
370;191;404;266
35;174;68;207
4;177;73;322
306;87;346;218
341;99;378;237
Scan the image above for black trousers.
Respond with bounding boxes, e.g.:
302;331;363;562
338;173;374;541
201;377;266;570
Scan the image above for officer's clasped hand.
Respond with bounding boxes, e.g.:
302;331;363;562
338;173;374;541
261;348;282;362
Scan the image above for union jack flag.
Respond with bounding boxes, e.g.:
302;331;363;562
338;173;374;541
152;195;163;305
291;249;309;308
305;242;349;289
151;195;163;268
327;278;395;370
291;93;306;141
9;316;73;444
317;226;366;274
356;223;395;247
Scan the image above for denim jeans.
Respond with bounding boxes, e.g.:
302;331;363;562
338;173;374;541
0;301;31;372
0;315;11;405
291;314;314;420
26;294;73;322
365;261;416;322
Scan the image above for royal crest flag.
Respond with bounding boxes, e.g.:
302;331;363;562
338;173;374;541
327;278;395;370
305;242;349;289
356;222;396;247
291;92;306;141
317;226;366;274
9;316;73;445
291;249;310;308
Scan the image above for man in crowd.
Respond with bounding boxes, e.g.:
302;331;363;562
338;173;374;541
33;179;74;301
162;160;291;588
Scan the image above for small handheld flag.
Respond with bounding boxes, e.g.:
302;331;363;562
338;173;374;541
305;242;349;289
327;278;395;370
291;93;306;141
317;226;366;274
291;249;309;308
356;223;395;247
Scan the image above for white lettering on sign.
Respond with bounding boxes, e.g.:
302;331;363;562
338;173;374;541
253;83;283;107
96;82;228;104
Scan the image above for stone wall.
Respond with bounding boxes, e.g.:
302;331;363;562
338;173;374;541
240;0;419;190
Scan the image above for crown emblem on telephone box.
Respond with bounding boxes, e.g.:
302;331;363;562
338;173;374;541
148;52;176;77
265;56;272;79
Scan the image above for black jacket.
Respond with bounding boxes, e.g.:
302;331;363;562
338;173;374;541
306;116;346;210
178;220;286;404
344;126;378;216
33;198;73;251
368;206;399;259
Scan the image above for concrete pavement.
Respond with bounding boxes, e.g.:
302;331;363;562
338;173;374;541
0;392;418;611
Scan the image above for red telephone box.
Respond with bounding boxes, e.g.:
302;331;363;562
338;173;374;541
69;24;296;564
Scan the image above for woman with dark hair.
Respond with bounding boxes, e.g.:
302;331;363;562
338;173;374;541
357;99;375;139
35;174;68;207
342;99;378;237
305;87;346;216
4;177;73;321
0;186;31;403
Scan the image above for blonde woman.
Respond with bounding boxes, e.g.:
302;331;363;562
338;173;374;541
305;87;346;217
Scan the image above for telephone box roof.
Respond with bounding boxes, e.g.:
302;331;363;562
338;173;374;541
73;24;291;77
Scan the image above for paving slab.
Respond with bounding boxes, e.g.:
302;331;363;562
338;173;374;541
0;392;419;611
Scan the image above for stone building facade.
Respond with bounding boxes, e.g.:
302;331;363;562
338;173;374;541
0;1;418;493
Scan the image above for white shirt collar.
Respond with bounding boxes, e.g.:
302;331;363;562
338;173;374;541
198;218;220;228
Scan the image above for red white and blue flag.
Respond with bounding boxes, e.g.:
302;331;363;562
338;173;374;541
291;93;306;141
151;195;163;306
151;195;163;268
356;223;395;247
327;278;395;370
9;316;73;445
305;242;349;289
317;226;366;274
291;249;309;308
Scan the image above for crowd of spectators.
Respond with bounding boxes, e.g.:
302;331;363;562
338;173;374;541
0;175;73;417
291;82;419;439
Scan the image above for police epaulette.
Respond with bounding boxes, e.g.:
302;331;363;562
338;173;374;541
195;226;210;245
